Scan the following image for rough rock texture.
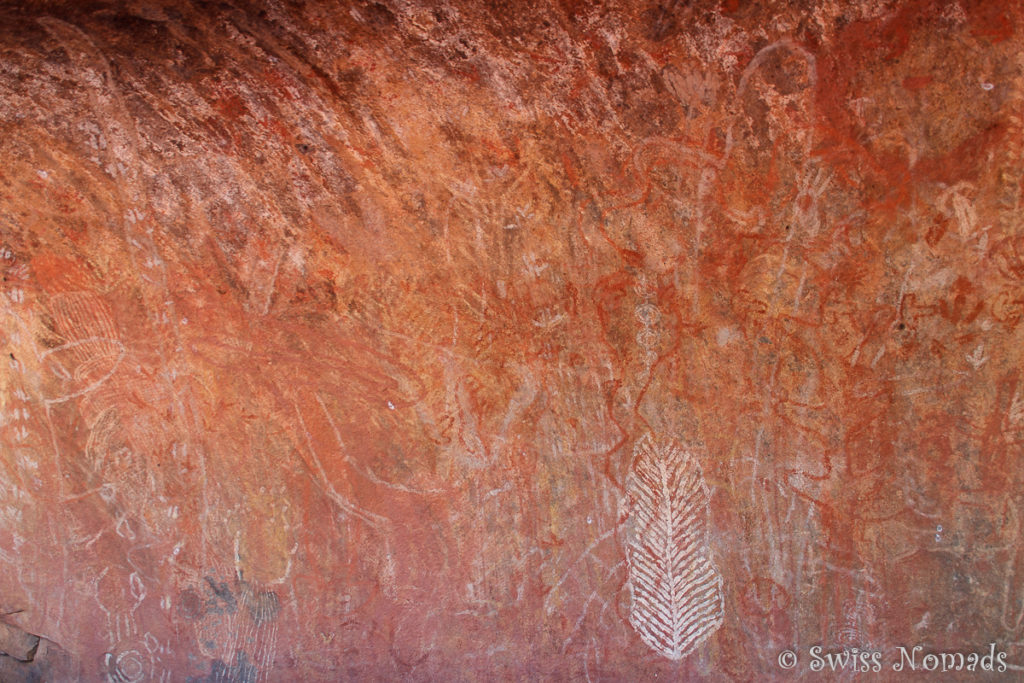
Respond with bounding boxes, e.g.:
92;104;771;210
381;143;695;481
0;0;1022;679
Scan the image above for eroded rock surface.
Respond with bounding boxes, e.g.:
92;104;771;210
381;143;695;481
0;0;1022;679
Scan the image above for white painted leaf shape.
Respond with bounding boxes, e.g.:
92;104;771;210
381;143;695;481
623;434;723;660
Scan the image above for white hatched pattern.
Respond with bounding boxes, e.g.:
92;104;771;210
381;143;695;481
624;434;723;660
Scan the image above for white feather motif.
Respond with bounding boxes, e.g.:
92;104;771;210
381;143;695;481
623;434;724;660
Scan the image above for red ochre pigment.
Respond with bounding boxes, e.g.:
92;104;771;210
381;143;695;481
0;1;1020;679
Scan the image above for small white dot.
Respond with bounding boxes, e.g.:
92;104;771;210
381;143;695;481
387;401;395;410
936;525;943;532
981;82;994;90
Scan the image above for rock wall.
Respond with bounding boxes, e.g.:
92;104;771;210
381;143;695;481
0;0;1022;679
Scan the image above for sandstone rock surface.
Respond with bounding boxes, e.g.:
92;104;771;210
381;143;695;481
0;0;1022;679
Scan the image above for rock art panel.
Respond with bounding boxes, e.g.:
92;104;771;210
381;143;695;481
0;0;1022;679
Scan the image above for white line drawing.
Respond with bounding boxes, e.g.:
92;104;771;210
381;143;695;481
315;393;443;495
41;292;126;404
634;275;662;372
542;528;616;616
40;337;126;405
966;343;988;370
623;434;723;660
292;400;388;528
938;182;989;250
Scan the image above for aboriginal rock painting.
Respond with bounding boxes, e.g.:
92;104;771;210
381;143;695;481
0;0;1023;679
623;435;723;661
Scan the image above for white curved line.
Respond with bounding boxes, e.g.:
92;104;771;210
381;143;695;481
42;338;126;405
